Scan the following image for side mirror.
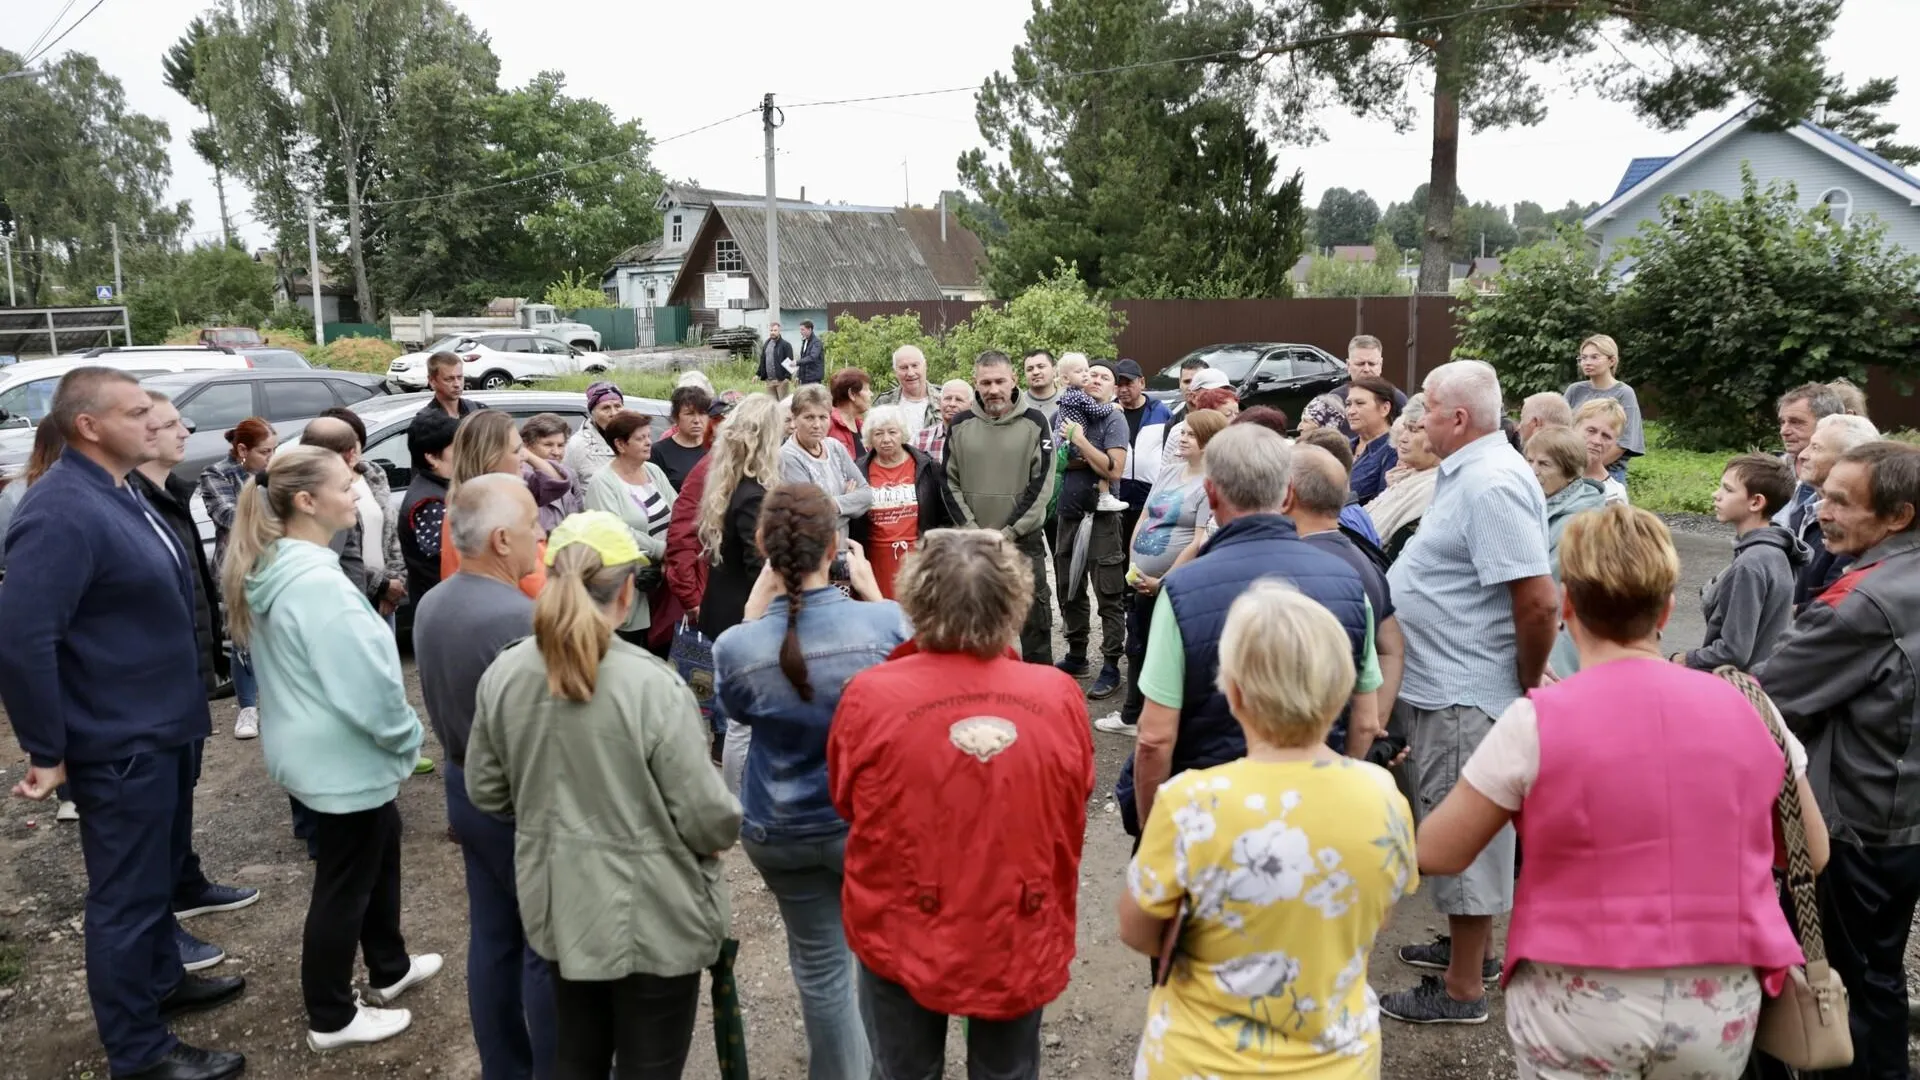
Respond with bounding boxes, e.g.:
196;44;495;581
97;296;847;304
181;417;198;434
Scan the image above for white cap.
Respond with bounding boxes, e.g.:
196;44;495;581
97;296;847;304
1189;368;1231;391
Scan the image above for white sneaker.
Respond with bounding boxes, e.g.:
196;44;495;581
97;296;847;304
55;800;79;822
1096;492;1129;513
363;953;443;1006
233;707;259;740
1093;712;1137;737
307;1002;412;1051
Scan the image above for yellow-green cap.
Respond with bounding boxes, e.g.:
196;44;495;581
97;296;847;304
544;510;644;568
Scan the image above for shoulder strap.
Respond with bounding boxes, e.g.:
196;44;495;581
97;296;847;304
1713;666;1827;966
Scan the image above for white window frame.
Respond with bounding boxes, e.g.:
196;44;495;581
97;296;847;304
671;214;683;243
1819;187;1853;228
715;238;743;273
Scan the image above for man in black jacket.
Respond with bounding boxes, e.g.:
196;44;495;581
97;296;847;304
758;321;796;398
399;409;460;609
795;319;825;385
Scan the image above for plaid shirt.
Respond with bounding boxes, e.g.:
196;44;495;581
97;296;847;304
913;423;946;460
197;456;254;572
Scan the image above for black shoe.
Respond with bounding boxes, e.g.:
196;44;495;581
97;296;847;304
159;974;246;1021
1379;974;1489;1025
116;1043;245;1080
1055;655;1091;678
1087;663;1121;699
1397;934;1500;983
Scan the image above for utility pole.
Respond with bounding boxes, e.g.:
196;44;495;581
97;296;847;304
109;223;123;302
306;198;325;346
902;159;910;207
2;235;14;307
762;93;781;326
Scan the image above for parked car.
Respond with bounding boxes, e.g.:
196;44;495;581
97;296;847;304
199;327;266;348
143;367;388;481
0;347;252;433
388;302;602;351
238;346;312;370
1145;342;1349;431
386;330;609;392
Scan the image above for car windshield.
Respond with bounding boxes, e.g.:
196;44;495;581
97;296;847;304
247;349;308;369
210;329;263;346
1148;348;1264;391
424;335;473;353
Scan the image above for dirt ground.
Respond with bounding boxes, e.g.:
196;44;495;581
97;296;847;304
0;521;1910;1079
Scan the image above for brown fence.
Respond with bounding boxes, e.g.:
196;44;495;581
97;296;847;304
830;296;1463;388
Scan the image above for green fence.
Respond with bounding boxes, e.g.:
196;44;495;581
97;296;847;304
322;322;388;343
565;308;639;351
655;305;690;346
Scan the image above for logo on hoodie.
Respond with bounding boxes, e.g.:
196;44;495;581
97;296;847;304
949;716;1018;762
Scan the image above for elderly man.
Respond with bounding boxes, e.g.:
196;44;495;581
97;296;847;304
413;475;556;1079
1792;413;1881;607
1055;360;1133;698
1023;349;1061;423
1378;359;1557;1027
1757;441;1920;1080
1773;382;1847;526
1335;334;1409;439
1118;425;1375;833
943;351;1057;664
874;344;937;445
0;369;246;1080
1517;392;1572;447
913;379;973;459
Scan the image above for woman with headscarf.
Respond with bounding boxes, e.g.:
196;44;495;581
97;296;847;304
563;380;626;491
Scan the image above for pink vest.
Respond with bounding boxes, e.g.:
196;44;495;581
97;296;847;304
1505;658;1803;984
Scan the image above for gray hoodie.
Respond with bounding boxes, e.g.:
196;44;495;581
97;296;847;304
1684;524;1807;672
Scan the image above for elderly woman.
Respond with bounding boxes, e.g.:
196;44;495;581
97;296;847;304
1365;393;1440;562
585;410;678;652
518;413;582;531
1120;580;1416;1077
467;512;741;1079
852;405;946;598
827;368;874;459
1574;397;1630;504
563;380;626;490
829;529;1094;1078
1415;506;1820;1078
1528;426;1608;679
1345;376;1402;505
781;384;872;543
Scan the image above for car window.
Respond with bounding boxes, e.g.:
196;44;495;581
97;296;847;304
0;378;59;425
504;337;538;353
476;337;506;352
263;379;338;421
329;379;379;405
364;428;412;489
178;382;257;431
1253;352;1295;382
1293;351;1342;377
535;338;570;355
249;349;309;370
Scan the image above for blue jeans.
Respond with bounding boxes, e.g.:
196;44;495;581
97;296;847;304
229;646;257;709
445;762;558;1080
742;834;871;1080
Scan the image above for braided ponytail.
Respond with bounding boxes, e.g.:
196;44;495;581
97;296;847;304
755;483;839;702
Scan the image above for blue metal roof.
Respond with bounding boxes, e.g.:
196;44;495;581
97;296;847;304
1798;120;1920;189
1611;157;1672;200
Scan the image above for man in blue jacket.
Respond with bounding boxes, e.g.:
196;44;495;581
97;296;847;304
0;368;245;1080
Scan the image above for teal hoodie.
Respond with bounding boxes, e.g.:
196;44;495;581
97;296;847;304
246;538;422;813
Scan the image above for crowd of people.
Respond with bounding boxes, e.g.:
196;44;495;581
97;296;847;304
1;334;1916;1080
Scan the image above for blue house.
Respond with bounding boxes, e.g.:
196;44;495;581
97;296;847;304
1585;104;1920;271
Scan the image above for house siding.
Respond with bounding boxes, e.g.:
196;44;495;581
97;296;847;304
1594;127;1920;266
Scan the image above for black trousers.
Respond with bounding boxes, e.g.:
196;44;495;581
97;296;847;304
1121;588;1153;726
548;967;701;1080
859;964;1043;1080
1014;530;1053;666
1055;510;1126;666
1813;839;1920;1080
303;800;411;1033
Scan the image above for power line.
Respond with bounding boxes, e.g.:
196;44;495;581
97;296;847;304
21;0;81;63
24;0;110;67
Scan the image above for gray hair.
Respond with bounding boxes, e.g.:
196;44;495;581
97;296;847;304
892;344;926;369
940;378;971;397
449;473;531;557
973;350;1013;372
1423;360;1502;432
1286;444;1348;515
1779;382;1846;421
1521;391;1572;428
1399;392;1427;431
1204;424;1290;514
1816;412;1881;453
864;405;907;438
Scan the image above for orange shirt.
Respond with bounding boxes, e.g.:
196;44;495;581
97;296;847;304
864;456;919;599
440;516;546;598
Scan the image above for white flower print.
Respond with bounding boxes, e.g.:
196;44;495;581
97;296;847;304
1213;950;1300;998
1210;776;1232;791
1331;947;1367;996
1243;793;1266;812
1129;859;1168;907
1312;1009;1372;1057
1133;999;1171;1080
1219;910;1245;933
1318;847;1342;870
1280;790;1302;811
1172;804;1216;848
1187;865;1233;922
1304;869;1357;919
1226;821;1315;905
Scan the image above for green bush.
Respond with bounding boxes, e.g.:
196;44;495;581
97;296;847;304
261;302;315;342
823;312;944;387
542;269;612;311
545;360;761;402
1456;228;1620;404
1628;424;1730;514
943;262;1124;382
309;337;404;373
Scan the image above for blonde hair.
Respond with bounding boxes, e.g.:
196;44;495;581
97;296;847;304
447;410;519;500
222;445;345;647
1526;426;1587;486
699;394;787;563
1558;504;1678;644
533;541;637;701
1185;408;1228;451
1829;377;1869;418
895;528;1032;658
1216;581;1355;748
1580;334;1620;369
1573;396;1626;437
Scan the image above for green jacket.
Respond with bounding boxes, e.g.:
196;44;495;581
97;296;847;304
941;393;1056;542
466;637;741;980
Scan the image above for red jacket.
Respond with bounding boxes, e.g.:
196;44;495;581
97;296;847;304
828;643;1093;1019
828;409;862;461
665;455;710;617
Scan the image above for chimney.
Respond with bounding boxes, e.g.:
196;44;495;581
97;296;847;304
940;191;948;242
799;185;806;203
1812;96;1829;126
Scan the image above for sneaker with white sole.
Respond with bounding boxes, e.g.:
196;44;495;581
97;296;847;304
233;707;259;740
307;1001;412;1051
55;800;79;822
363;953;443;1006
1092;713;1137;737
1095;491;1129;513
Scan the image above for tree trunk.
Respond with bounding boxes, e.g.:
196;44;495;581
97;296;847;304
213;164;234;250
342;144;374;322
1418;33;1462;294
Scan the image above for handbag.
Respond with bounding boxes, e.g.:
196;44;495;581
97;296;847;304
671;617;723;738
1714;667;1853;1071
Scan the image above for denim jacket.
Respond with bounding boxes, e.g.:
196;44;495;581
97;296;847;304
712;587;909;844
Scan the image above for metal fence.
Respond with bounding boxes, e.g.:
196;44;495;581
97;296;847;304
0;306;133;358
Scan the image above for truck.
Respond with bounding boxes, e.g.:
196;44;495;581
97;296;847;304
388;302;602;351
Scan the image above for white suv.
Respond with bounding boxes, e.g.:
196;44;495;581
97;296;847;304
0;347;253;432
386;331;608;391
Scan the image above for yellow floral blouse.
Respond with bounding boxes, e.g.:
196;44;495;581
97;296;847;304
1129;757;1417;1079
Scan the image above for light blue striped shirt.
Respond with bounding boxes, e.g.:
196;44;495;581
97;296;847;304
1388;431;1551;715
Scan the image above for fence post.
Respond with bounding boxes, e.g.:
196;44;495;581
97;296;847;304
46;310;57;356
1405;291;1419;389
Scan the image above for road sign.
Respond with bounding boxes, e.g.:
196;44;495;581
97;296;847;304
95;285;113;300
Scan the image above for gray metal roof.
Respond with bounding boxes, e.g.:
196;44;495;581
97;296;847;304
712;204;945;307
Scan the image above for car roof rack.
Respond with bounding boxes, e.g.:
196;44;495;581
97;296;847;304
80;344;235;357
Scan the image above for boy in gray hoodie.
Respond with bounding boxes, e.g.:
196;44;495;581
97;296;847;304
1677;453;1805;671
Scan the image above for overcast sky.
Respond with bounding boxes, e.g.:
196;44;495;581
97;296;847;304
10;0;1920;249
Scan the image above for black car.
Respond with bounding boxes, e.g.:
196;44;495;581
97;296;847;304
1146;342;1348;430
238;346;313;370
140;368;391;485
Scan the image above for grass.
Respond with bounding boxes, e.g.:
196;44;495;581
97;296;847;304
1629;423;1727;515
546;359;761;402
0;940;23;987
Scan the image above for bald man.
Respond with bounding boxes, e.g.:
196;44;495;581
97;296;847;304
411;475;555;1077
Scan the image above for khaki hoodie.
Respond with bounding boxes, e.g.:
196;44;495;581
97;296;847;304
942;392;1055;541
